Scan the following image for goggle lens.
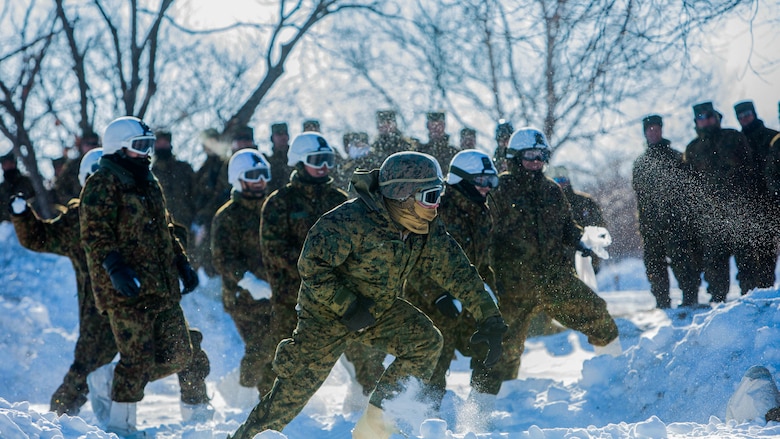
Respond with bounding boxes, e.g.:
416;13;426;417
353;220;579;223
124;136;156;155
472;174;499;188
305;152;335;169
415;185;444;208
242;168;270;182
521;149;549;162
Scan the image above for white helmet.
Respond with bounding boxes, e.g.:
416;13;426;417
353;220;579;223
506;127;550;161
287;132;335;168
228;149;271;191
78;148;103;187
101;116;156;156
447;149;499;188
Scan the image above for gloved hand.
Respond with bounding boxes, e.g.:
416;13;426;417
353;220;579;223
470;315;508;369
102;251;141;298
340;295;376;332
175;254;199;294
576;241;593;258
434;293;462;319
9;193;28;215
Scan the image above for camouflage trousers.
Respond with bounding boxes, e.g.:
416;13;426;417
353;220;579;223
106;305;210;403
229;298;442;438
640;227;702;308
224;293;272;388
472;270;618;395
256;299;387;397
50;284;117;415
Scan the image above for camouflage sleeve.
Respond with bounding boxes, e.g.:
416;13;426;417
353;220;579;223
211;206;245;285
421;219;500;323
11;204;75;255
260;193;302;280
298;213;357;318
79;175;119;266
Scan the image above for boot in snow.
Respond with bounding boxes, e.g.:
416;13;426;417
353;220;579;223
727;365;780;422
352;403;398;439
594;336;622;357
107;401;139;437
87;362;116;424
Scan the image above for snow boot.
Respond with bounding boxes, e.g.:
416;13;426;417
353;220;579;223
87;362;116;425
726;365;780;422
594;336;622;357
180;401;215;423
352;403;398;439
106;401;138;437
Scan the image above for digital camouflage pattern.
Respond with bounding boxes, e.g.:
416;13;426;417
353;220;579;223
228;169;502;438
80;156;209;403
191;153;228;275
403;184;494;405
152;153;196;228
632;138;702;308
211;189;272;389
482;163;618;395
11;199;116;415
257;170;349;394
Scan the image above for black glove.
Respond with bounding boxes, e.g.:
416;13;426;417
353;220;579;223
434;293;461;319
576;241;593;258
340;295;376;332
102;251;141;298
9;193;28;215
175;254;199;294
470;315;508;369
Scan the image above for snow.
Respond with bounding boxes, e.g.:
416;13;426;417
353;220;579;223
3;219;780;438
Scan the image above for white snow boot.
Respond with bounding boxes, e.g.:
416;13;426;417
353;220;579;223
594;336;622;357
352;403;398;439
180;401;215;423
727;365;780;422
87;362;116;425
106;401;138;437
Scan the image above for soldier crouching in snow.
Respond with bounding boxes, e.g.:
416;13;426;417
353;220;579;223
228;151;507;439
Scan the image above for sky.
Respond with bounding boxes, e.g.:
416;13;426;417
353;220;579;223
4;219;780;438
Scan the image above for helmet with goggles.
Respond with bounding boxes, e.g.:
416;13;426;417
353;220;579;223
506;127;551;162
287;132;336;169
228;149;271;192
379;152;444;203
102;116;156;157
78;148;103;187
447;149;499;188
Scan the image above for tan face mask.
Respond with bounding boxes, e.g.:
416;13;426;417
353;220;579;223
385;198;438;234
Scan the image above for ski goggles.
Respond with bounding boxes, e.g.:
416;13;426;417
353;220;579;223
121;135;156;156
415;185;445;208
303;152;336;169
471;174;499;188
241;167;271;183
520;148;550;162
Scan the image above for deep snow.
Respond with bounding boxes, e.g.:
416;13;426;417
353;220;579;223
3;220;780;439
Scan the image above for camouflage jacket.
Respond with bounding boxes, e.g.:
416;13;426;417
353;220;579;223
296;169;501;325
80;156;185;313
405;184;496;308
371;132;412;162
264;148;290;194
419;135;458;170
152;154;195;227
491;165;583;282
685;128;753;194
192;154;227;226
212;190;267;295
11;199;92;303
260;170;348;307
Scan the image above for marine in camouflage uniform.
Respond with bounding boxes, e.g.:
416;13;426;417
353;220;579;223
211;150;272;392
684;102;753;302
10;197;116;415
80;118;209;409
229;152;506;438
417;112;459;169
733;101;779;294
403;150;498;408
265;123;291;194
632;115;702;308
493;120;514;174
191;128;227;276
52;131;100;205
151;131;196;229
371;110;413;161
484;127;619;396
1;152;36;223
334;132;382;192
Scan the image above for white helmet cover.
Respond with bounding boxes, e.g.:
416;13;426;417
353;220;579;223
447;149;498;185
228;149;271;191
78;148;103;187
287;132;334;167
101;116;156;156
506;127;550;159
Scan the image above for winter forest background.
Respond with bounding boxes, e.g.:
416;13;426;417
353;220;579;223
1;0;779;258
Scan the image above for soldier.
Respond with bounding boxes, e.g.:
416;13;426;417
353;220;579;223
152;130;196;232
265;122;291;194
403;149;499;410
460;127;477;150
1;151;35;223
493;119;514;173
545;165;608;273
371;110;413;160
419;111;459;168
52;130;100;204
335;132;379;192
733;101;779;293
484;127;620;405
212;149;273;394
684;102;753;302
9;149;116;416
633;115;702;308
229;151;507;439
80;116;210;436
302;119;320;132
191;128;226;276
